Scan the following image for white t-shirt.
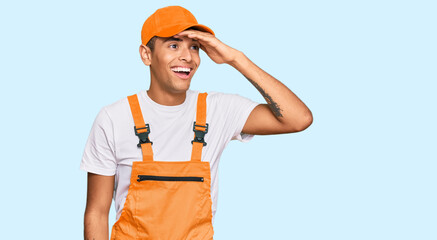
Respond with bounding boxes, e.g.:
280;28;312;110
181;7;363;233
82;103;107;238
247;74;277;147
80;89;259;224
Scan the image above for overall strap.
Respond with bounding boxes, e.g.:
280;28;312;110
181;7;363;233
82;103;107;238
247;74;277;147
127;94;154;162
191;93;208;162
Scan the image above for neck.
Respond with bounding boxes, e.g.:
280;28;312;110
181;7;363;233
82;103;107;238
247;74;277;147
147;89;187;106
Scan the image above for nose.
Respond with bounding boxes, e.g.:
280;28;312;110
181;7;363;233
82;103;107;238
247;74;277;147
178;46;192;62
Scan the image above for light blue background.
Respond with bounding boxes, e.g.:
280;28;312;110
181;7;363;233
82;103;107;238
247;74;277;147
1;0;436;239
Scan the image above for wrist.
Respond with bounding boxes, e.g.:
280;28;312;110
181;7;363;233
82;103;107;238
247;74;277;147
228;50;246;68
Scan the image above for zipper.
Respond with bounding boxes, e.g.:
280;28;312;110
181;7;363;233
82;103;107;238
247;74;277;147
137;175;204;182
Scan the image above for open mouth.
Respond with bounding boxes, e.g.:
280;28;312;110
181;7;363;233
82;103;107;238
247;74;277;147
171;67;192;79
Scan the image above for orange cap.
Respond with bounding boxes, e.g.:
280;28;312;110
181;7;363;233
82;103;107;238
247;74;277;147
141;6;215;46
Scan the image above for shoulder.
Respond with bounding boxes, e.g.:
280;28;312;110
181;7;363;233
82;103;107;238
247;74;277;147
101;96;128;120
98;90;147;123
204;91;259;121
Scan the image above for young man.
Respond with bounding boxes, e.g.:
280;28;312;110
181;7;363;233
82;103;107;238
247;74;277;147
82;5;312;240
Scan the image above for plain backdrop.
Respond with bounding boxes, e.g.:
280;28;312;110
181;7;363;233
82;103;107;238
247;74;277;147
1;0;436;239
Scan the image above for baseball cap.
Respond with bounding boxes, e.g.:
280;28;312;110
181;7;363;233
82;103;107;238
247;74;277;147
141;6;215;46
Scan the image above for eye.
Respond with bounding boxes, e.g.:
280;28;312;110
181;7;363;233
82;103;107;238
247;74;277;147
169;44;178;49
191;45;200;50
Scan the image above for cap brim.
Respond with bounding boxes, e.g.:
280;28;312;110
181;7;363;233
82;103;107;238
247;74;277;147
156;23;215;38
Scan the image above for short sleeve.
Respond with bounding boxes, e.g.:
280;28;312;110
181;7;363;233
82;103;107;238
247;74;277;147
230;96;259;142
80;107;117;176
209;92;259;143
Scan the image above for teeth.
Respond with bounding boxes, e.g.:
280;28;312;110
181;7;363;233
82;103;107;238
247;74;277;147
171;67;191;73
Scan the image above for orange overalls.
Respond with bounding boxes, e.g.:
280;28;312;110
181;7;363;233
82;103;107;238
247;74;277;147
110;93;214;240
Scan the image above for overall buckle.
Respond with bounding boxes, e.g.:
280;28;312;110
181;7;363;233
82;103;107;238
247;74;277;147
191;122;208;146
134;124;152;147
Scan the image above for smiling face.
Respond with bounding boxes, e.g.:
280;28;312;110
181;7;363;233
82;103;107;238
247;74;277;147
141;35;201;99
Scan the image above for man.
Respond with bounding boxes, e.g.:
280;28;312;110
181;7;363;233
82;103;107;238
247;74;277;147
82;5;312;240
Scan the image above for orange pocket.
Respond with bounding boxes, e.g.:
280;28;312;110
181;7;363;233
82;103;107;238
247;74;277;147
111;161;214;240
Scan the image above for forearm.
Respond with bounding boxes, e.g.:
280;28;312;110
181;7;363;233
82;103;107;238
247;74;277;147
175;29;312;131
230;51;312;130
84;211;109;240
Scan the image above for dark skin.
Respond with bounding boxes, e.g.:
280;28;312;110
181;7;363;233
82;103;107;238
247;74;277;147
84;174;113;240
172;30;313;135
84;29;312;239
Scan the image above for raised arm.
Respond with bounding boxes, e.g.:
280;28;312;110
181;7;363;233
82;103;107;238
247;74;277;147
175;30;312;135
84;173;114;240
232;53;313;134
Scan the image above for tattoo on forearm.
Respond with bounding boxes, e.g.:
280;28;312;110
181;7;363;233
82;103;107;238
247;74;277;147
245;77;283;117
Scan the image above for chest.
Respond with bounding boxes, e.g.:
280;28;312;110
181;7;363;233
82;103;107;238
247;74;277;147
112;106;206;164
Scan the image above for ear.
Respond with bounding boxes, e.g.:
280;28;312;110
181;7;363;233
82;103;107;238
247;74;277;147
139;44;152;66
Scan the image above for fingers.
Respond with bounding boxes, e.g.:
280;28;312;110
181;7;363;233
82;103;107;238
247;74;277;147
175;30;219;53
175;29;212;37
175;29;214;42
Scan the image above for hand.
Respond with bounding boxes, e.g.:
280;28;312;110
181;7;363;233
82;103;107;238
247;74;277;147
175;30;241;65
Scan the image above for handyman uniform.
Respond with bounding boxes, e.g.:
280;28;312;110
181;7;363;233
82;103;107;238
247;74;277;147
81;90;259;236
111;92;213;239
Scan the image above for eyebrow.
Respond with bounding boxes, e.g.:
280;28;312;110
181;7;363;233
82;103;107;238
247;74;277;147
163;37;198;43
163;37;182;43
